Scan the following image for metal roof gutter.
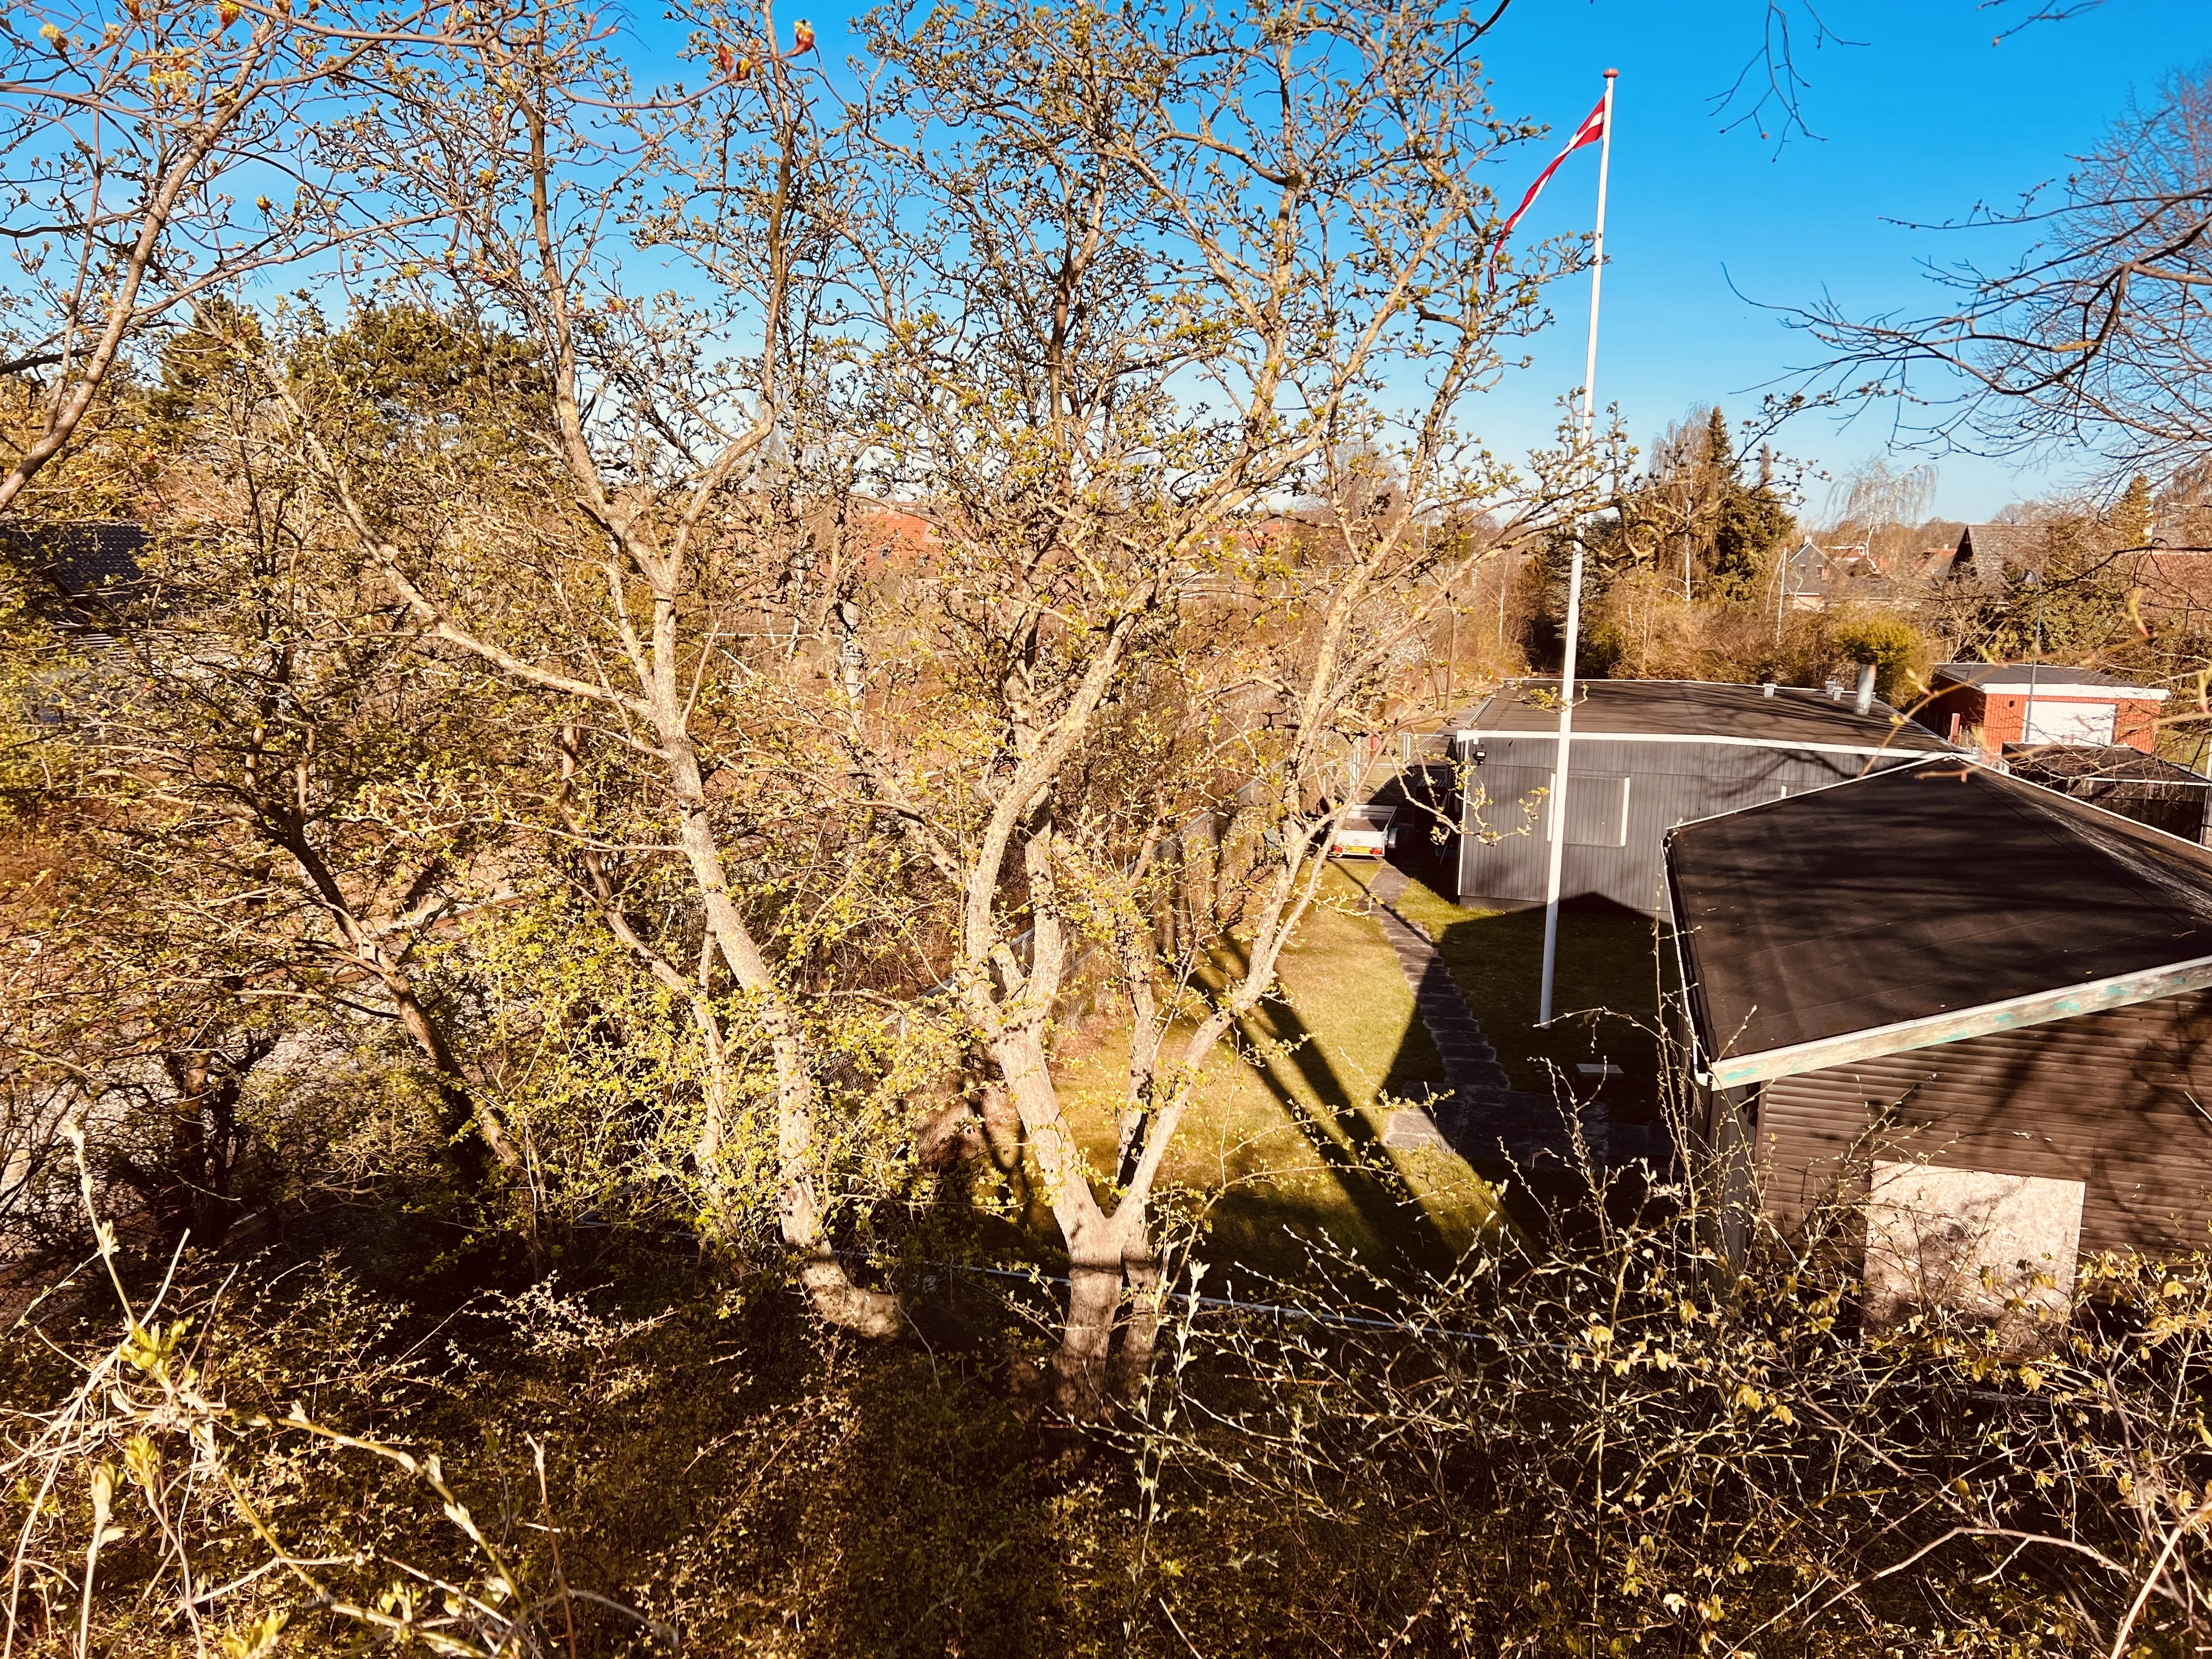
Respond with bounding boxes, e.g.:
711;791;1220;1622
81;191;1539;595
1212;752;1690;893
1660;844;1711;1088
1695;951;2212;1090
1454;727;1951;760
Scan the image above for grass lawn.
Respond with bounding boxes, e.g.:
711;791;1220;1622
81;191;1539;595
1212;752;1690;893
1381;873;1671;1126
1048;865;1503;1280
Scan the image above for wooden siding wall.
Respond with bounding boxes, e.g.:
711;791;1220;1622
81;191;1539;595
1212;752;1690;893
1920;685;1984;747
1979;692;2158;753
1457;737;1922;916
1757;991;2212;1259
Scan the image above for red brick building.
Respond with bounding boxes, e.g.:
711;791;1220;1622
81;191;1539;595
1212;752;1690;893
1921;663;2167;755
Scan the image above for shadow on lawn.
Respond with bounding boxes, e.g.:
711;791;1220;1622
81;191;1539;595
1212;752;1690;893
1416;891;1666;1127
1204;939;1453;1270
1372;877;1680;1242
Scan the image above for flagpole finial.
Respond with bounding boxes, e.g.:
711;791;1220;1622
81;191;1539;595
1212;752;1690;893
1603;67;1618;78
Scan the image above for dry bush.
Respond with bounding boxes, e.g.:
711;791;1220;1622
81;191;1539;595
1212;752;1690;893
2;1132;1080;1657
15;1085;2212;1657
1582;577;1943;709
1114;1127;2212;1657
1586;577;1818;685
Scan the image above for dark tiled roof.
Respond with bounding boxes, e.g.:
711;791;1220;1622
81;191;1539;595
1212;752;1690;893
1461;678;1953;753
5;521;149;592
2004;744;2211;788
1667;760;2212;1064
1934;661;2162;695
1949;523;2046;591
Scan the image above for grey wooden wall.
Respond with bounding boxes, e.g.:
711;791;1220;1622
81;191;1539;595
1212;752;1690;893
1456;737;1923;915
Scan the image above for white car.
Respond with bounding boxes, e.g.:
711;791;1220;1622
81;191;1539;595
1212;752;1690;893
1329;804;1398;859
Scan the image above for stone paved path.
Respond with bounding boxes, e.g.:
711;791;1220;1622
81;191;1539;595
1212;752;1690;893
1362;864;1658;1171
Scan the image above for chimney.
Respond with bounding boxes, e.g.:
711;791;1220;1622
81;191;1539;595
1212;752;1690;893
1759;680;1777;698
1854;663;1876;716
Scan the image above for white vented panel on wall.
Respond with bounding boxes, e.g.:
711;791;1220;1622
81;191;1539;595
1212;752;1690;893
2024;699;2115;745
1545;774;1630;848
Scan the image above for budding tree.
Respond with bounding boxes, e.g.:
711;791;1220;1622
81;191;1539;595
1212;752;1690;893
830;0;1587;1408
249;0;1592;1402
9;303;556;1265
0;0;453;514
245;0;914;1331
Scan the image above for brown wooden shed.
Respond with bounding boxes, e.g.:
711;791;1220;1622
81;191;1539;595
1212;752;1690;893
1666;759;2212;1312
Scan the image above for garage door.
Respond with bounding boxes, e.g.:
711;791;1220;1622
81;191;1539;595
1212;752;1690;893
2024;699;2115;745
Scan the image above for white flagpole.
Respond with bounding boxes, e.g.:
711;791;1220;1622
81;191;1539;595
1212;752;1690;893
1538;68;1616;1029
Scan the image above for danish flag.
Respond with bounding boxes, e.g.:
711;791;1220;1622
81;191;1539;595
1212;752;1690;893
1498;94;1610;245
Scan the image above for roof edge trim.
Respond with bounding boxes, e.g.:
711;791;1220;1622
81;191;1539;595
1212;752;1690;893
1453;729;1950;760
1698;952;2212;1090
1952;681;2171;701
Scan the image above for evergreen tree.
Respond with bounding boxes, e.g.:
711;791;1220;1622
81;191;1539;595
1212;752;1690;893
1706;416;1794;601
1545;407;1795;620
2114;472;2155;548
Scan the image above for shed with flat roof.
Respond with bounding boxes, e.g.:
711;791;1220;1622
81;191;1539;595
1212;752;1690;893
1448;678;1953;916
1922;661;2168;753
1667;759;2212;1314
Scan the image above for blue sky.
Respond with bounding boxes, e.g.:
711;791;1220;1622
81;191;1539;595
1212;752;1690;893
1459;0;2212;522
612;0;2211;523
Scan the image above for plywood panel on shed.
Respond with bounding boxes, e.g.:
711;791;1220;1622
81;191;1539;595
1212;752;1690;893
1864;1161;2083;1335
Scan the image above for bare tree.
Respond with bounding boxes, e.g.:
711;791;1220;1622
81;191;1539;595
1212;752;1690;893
1715;0;2113;149
1822;455;1938;533
1794;68;2212;485
235;0;1593;1395
826;0;1587;1410
11;309;550;1262
0;0;459;514
237;0;911;1333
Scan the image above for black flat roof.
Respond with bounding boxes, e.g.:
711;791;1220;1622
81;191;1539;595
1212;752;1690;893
1933;661;2160;694
1460;678;1953;752
5;521;149;592
1667;760;2212;1063
2005;744;2212;787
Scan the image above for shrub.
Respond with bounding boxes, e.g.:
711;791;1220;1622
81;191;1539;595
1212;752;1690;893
1829;608;1936;704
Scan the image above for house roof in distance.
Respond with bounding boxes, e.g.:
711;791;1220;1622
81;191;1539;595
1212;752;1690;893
1945;522;2046;591
1933;661;2168;700
1668;760;2212;1085
3;520;149;592
1458;678;1954;754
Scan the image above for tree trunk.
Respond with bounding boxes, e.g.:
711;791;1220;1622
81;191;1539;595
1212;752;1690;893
1057;1252;1127;1417
383;973;525;1176
154;1057;228;1249
1109;1238;1165;1404
985;1026;1163;1415
273;820;526;1181
1053;1220;1167;1413
659;734;900;1338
